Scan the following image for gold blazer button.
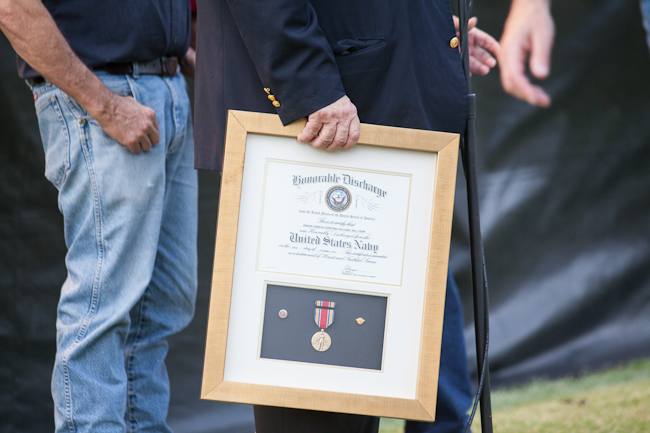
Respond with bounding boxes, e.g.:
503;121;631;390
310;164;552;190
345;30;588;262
450;37;459;49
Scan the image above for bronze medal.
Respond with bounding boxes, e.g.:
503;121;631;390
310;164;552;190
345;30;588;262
311;329;332;352
313;300;335;352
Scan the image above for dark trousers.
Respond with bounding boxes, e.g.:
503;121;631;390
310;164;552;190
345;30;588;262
405;272;473;433
254;407;380;433
254;272;472;433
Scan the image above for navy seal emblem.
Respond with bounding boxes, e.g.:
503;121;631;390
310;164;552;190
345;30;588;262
325;186;352;212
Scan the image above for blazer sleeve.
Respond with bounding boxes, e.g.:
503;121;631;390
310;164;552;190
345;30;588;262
226;0;346;125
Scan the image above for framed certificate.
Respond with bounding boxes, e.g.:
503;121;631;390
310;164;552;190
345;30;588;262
201;111;459;421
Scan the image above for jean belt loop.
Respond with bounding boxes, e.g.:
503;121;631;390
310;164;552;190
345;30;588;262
133;61;140;79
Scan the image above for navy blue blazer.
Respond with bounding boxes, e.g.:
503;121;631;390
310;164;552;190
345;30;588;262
194;0;467;171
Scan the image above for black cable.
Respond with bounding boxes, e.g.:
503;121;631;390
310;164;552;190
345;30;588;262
462;236;491;433
457;0;493;431
459;137;492;433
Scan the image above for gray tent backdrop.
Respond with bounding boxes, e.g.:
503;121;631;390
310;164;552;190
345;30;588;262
1;0;649;431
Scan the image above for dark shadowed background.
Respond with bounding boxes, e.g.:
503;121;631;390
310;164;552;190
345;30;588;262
2;0;649;431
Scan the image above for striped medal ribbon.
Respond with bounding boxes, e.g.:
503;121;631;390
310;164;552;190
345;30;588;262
314;300;336;329
312;300;335;352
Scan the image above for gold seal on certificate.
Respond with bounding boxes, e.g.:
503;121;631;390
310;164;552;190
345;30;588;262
313;300;335;352
325;185;352;212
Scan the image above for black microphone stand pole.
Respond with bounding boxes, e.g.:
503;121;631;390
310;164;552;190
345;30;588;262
457;1;493;432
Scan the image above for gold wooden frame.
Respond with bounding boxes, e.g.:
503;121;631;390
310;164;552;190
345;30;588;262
201;110;460;421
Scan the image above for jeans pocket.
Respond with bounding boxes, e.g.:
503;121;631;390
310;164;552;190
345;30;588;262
61;92;88;119
36;93;71;189
62;75;135;122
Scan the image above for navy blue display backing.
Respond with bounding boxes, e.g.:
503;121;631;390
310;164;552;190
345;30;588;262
259;284;388;370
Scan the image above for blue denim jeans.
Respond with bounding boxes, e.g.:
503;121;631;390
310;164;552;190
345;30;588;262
32;72;198;433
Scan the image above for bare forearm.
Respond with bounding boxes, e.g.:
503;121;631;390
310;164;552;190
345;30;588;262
0;0;115;120
0;0;160;153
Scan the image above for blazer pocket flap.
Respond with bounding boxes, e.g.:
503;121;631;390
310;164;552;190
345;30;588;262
333;38;388;75
332;37;386;55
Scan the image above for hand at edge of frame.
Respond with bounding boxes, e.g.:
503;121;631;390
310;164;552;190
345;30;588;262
498;0;555;107
181;47;196;79
453;16;501;76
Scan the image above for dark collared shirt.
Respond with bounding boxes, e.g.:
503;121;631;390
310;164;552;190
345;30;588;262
17;0;190;79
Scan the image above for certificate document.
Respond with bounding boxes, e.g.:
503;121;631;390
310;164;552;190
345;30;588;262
256;160;411;286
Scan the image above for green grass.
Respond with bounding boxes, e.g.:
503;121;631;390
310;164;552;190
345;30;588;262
378;417;405;433
379;358;650;433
